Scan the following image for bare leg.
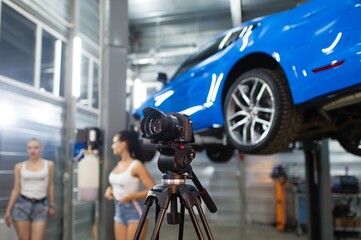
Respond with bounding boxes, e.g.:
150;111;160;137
92;218;98;240
13;221;31;240
128;220;148;240
31;221;47;240
114;222;127;240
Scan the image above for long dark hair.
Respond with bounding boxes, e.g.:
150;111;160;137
117;129;143;162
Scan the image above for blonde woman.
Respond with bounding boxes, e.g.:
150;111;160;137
5;138;55;240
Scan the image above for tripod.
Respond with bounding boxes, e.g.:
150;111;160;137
133;143;217;240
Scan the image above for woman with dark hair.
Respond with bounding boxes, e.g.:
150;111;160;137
104;130;155;240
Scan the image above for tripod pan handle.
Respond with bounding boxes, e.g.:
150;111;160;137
199;188;217;213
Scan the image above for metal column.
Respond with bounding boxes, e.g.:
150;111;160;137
63;0;80;239
303;139;333;240
230;0;242;26
98;0;128;239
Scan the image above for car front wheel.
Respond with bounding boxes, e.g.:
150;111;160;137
224;68;303;154
205;145;235;163
337;123;361;156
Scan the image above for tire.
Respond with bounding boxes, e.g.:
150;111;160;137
337;124;361;156
223;68;303;154
205;146;235;163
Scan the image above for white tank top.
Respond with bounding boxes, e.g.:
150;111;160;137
109;160;141;201
20;160;49;199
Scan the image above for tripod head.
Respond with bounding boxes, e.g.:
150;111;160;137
140;108;217;213
156;142;195;175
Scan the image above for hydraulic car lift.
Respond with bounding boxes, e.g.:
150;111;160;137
303;139;333;240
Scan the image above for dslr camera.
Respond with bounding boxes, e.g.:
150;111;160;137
140;107;195;174
140;107;194;144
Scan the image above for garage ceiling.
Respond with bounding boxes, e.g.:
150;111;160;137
127;0;300;81
129;0;231;25
128;0;299;26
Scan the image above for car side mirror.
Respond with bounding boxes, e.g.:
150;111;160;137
157;72;168;84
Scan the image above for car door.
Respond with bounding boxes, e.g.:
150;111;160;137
283;0;361;104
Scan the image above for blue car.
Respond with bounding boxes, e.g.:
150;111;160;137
133;0;361;162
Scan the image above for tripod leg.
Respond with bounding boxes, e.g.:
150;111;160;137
155;204;161;240
186;205;205;240
133;196;155;240
148;184;173;240
195;197;214;240
151;206;168;240
178;203;185;240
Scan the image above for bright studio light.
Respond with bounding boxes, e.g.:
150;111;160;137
72;36;82;98
0;101;16;126
53;40;62;97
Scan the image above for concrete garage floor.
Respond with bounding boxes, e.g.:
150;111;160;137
146;221;307;240
146;221;361;240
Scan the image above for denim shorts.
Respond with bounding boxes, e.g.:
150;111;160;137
114;199;144;225
11;195;49;222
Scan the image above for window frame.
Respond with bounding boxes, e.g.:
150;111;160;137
0;0;67;98
77;49;100;110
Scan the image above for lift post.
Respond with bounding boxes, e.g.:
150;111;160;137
303;139;333;240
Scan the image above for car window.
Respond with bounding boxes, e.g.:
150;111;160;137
171;28;243;80
219;29;242;50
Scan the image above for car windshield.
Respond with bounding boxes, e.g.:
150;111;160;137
170;26;251;81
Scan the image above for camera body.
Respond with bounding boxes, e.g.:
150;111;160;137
140;107;195;175
140;107;194;144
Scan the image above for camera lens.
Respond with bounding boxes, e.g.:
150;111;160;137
141;108;183;142
149;118;162;135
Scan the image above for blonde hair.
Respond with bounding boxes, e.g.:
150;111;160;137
27;138;43;146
